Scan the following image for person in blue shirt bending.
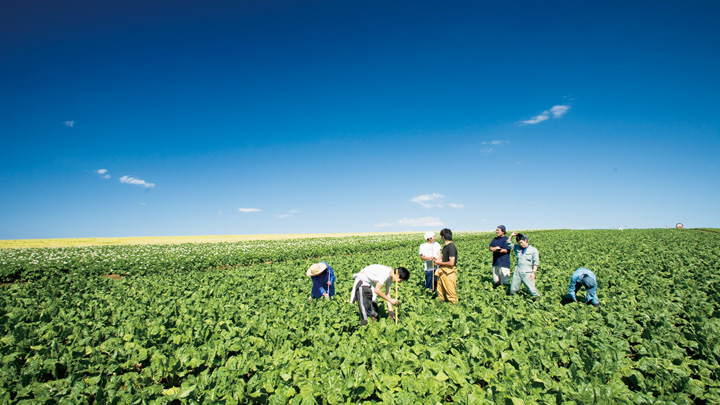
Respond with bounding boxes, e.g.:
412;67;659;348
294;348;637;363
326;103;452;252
563;267;600;308
306;262;336;300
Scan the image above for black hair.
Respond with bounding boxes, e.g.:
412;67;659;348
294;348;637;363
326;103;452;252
395;267;410;281
516;233;528;242
439;228;453;241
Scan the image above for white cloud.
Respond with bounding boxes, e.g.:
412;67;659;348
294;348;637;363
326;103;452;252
550;105;570;118
448;203;464;208
63;120;74;127
238;208;261;213
96;169;110;179
522;112;550;125
481;140;508;145
119;175;155;188
411;193;445;208
290;209;300;213
276;214;291;218
479;148;493;155
398;217;444;227
521;104;571;125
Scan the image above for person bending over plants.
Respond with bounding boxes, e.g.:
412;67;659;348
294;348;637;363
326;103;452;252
434;228;459;304
350;264;409;325
507;232;541;301
562;267;600;308
306;262;336;300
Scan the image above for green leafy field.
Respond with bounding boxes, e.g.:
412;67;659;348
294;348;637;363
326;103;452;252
1;229;718;403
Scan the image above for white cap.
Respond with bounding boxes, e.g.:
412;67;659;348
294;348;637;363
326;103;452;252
424;231;435;240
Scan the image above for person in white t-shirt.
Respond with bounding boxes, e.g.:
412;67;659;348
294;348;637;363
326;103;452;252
350;264;410;325
419;231;442;291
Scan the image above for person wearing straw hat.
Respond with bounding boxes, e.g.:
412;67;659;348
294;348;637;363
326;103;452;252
350;264;409;325
433;228;459;304
419;231;442;291
488;225;511;287
507;232;541;301
306;262;336;300
563;267;600;308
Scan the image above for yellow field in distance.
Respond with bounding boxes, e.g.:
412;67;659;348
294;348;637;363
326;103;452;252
0;232;419;249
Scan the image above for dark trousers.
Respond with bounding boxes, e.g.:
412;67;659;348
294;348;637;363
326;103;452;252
424;270;437;290
355;283;379;321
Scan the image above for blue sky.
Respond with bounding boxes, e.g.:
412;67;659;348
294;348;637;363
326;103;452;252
1;0;719;239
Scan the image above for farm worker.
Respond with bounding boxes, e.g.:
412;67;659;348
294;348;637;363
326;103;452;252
306;262;336;300
350;264;410;325
419;231;442;291
433;228;459;304
564;268;600;308
507;232;541;301
488;225;512;287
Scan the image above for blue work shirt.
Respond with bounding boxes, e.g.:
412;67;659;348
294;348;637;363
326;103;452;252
568;267;599;304
310;262;336;299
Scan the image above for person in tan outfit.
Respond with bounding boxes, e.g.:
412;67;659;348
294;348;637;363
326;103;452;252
434;228;458;304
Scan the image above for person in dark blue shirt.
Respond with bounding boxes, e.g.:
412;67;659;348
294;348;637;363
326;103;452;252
563;267;599;308
488;225;511;287
306;262;336;300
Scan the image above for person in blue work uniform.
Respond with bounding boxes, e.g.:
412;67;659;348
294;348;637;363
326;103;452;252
306;262;336;300
563;267;600;308
507;232;541;301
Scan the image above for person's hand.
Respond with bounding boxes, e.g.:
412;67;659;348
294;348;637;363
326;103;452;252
389;298;399;306
323;292;329;300
530;272;536;281
327;281;332;286
388;311;396;321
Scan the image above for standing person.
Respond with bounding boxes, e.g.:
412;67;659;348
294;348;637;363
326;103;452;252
507;232;541;301
350;265;410;325
563;267;600;308
419;231;442;291
488;225;511;287
434;228;459;304
306;262;336;300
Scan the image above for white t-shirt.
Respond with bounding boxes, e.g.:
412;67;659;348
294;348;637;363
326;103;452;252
419;241;442;271
355;264;393;290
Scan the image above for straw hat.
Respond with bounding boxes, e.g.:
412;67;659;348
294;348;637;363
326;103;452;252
306;262;327;276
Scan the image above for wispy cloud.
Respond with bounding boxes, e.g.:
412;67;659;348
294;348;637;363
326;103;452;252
275;214;291;218
481;140;508;145
375;217;444;228
119;175;155;188
411;193;445;208
290;210;300;213
521;104;571;125
238;208;261;213
550;105;570;118
63;120;74;127
398;217;444;227
448;203;464;208
96;169;110;179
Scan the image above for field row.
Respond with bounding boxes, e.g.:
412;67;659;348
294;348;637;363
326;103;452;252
0;232;477;283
